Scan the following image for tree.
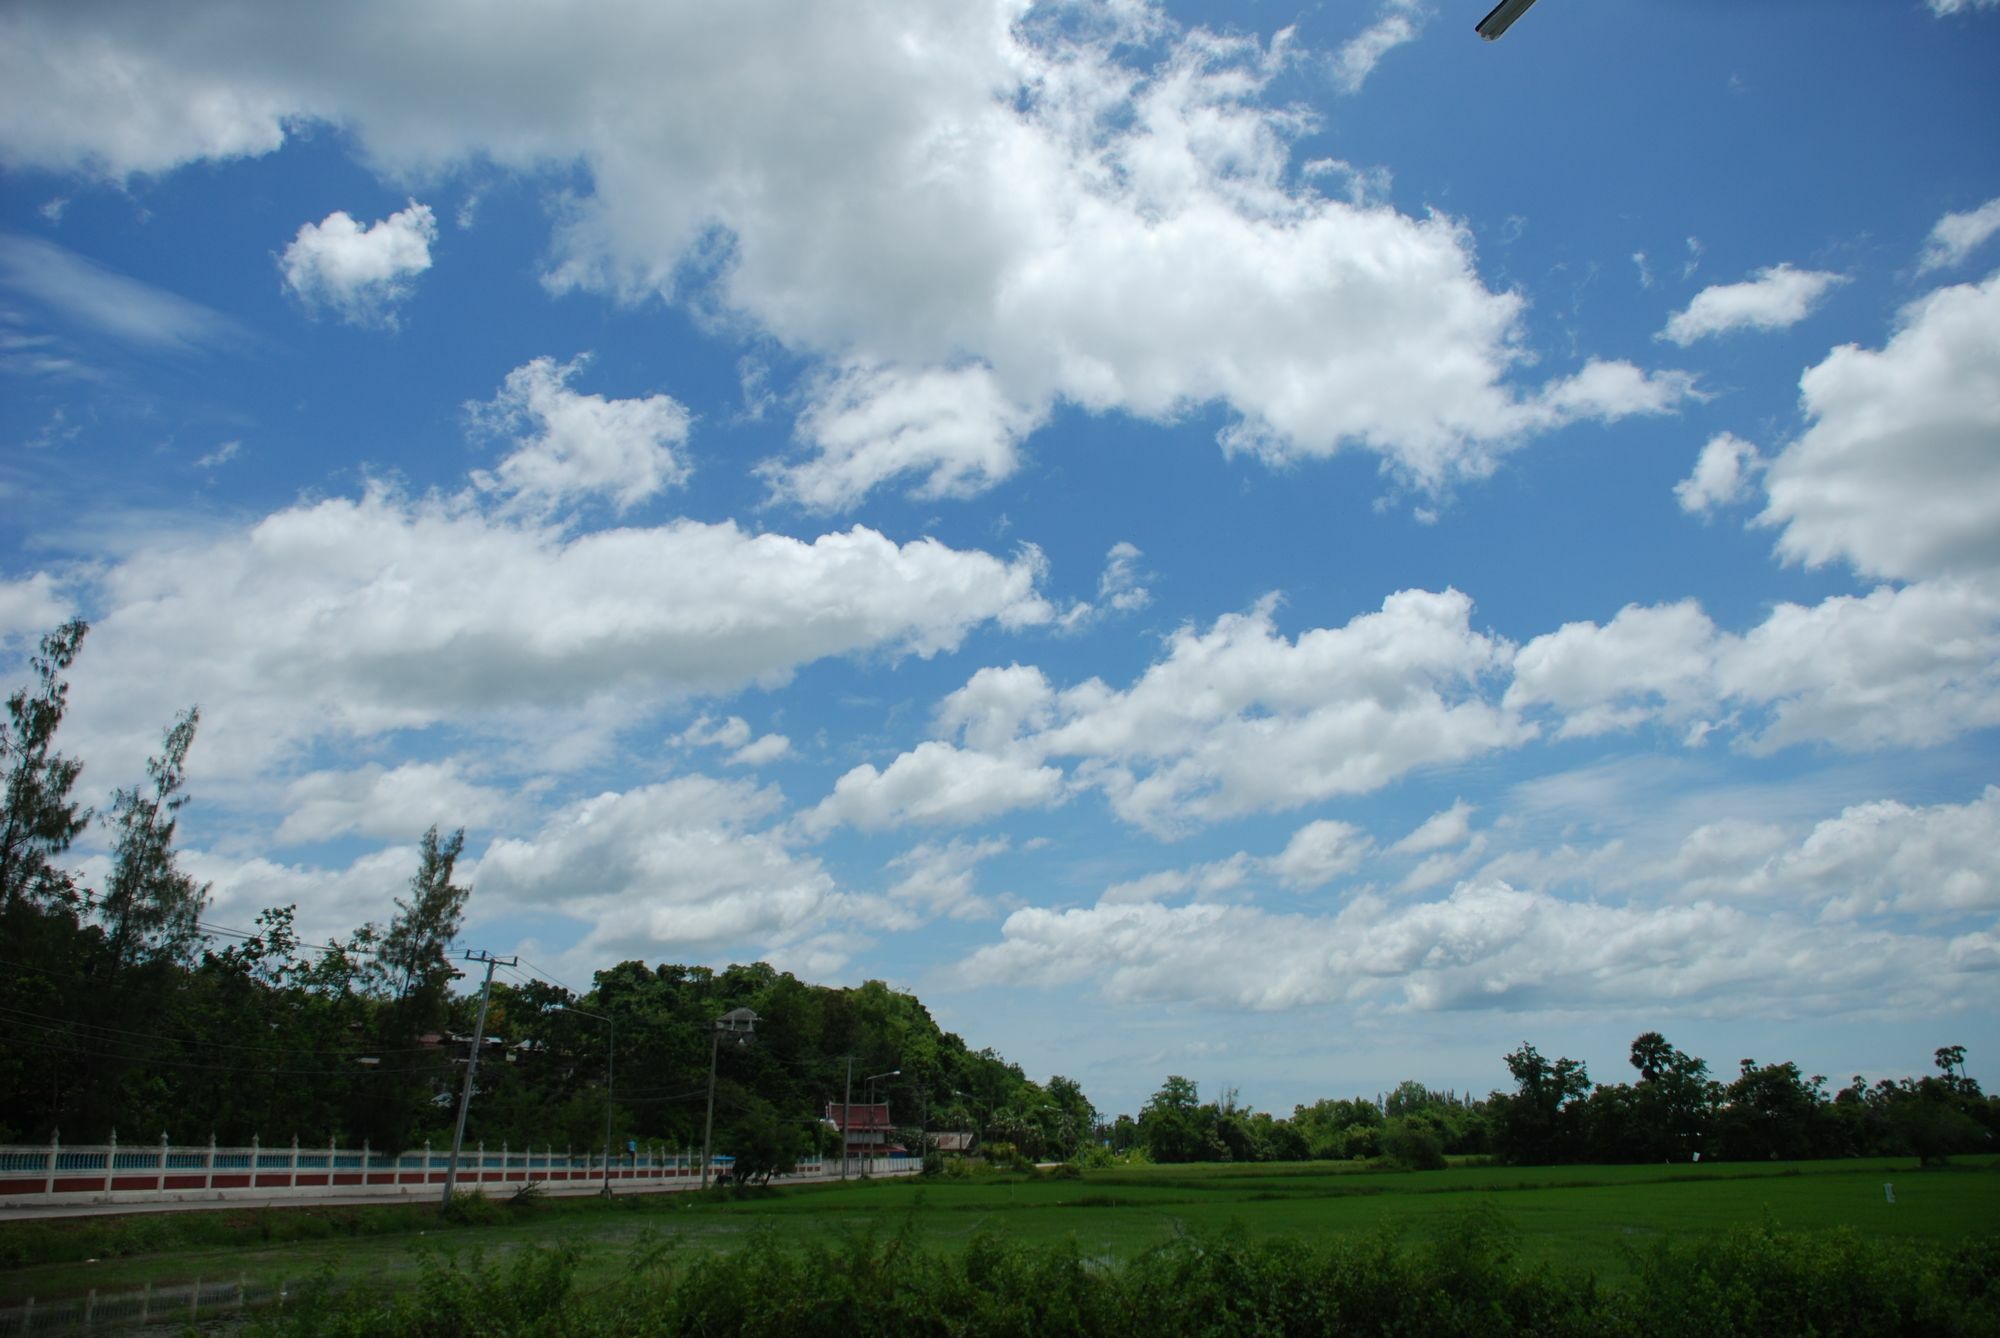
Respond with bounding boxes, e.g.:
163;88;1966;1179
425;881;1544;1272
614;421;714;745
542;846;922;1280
1626;1032;1716;1162
99;708;208;971
0;619;91;911
1492;1042;1590;1165
724;1097;805;1186
1936;1045;1969;1087
376;825;470;1018
1139;1075;1213;1163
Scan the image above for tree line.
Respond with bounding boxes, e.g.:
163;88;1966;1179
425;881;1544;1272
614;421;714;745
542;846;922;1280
0;621;1096;1174
1110;1033;1994;1169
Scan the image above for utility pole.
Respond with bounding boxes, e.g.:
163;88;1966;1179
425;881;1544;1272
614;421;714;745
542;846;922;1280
841;1057;856;1180
701;1008;757;1190
442;951;514;1209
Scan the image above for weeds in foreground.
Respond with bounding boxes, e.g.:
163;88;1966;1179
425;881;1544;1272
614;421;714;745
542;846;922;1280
253;1211;2000;1337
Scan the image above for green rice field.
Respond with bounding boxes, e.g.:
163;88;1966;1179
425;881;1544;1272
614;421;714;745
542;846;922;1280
3;1155;1996;1305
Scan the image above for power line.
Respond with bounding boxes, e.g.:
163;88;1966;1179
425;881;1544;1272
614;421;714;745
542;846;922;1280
0;1000;445;1058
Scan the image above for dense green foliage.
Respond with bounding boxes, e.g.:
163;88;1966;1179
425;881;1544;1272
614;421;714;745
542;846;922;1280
1112;1038;1996;1171
249;1212;2000;1336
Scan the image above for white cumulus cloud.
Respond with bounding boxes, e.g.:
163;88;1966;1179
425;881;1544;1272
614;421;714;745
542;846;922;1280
1675;432;1763;514
1759;273;2000;584
279;200;437;327
0;1;1700;505
1660;264;1847;345
469;355;692;514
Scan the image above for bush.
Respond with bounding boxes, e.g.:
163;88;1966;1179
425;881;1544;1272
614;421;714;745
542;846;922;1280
1382;1120;1447;1171
439;1189;505;1227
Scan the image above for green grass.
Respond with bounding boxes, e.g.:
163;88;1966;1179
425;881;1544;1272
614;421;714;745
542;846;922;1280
4;1156;1995;1307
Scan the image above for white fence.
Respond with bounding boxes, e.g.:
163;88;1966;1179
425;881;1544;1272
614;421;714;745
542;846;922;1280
0;1133;916;1210
0;1276;283;1336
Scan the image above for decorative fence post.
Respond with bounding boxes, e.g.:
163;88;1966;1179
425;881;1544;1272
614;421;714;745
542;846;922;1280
159;1132;170;1193
251;1133;260;1188
44;1129;57;1196
207;1133;217;1192
501;1140;509;1184
107;1129;117;1194
290;1134;300;1189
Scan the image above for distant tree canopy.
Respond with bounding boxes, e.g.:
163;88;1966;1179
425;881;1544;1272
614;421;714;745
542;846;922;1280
1110;1035;1994;1170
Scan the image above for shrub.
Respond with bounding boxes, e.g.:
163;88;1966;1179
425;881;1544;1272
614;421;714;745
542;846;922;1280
1382;1120;1447;1171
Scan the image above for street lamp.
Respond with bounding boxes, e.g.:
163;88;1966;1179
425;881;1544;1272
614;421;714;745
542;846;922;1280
701;1008;759;1190
555;1005;615;1196
862;1069;899;1173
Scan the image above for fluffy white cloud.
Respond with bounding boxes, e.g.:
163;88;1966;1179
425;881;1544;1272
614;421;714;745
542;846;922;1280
1044;590;1525;832
865;589;1526;835
1506;600;1719;739
1391;799;1474;854
961;877;1966;1015
275;761;513;845
1331;0;1427;94
1102;854;1253;906
878;835;1010;925
1675;432;1762;514
472;778;839;967
1507;582;2000;753
1268;819;1372;890
1917;197;2000;273
1657;787;2000;921
0;573;71;645
1660;264;1847;345
1057;542;1155;632
279;201;437;327
52;486;1053;787
469;356;692;514
1759;273;2000;584
180;844;417;947
673;714;793;767
805;740;1066;833
763;363;1040;510
1718;581;2000;753
1928;0;1999;14
0;1;1697;503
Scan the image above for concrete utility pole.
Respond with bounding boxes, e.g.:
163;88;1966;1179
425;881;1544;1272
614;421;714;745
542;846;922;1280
701;1008;758;1190
442;951;515;1208
840;1057;856;1180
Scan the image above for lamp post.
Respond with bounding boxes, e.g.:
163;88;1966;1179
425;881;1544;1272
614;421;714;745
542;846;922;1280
556;1005;615;1196
701;1008;758;1190
861;1069;898;1173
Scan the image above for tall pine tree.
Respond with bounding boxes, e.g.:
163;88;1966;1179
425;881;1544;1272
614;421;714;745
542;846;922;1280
0;619;91;911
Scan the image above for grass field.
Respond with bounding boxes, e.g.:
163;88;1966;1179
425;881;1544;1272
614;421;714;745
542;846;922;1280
4;1155;1996;1307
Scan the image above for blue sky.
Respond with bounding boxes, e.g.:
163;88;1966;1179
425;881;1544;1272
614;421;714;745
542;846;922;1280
3;0;1997;1117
